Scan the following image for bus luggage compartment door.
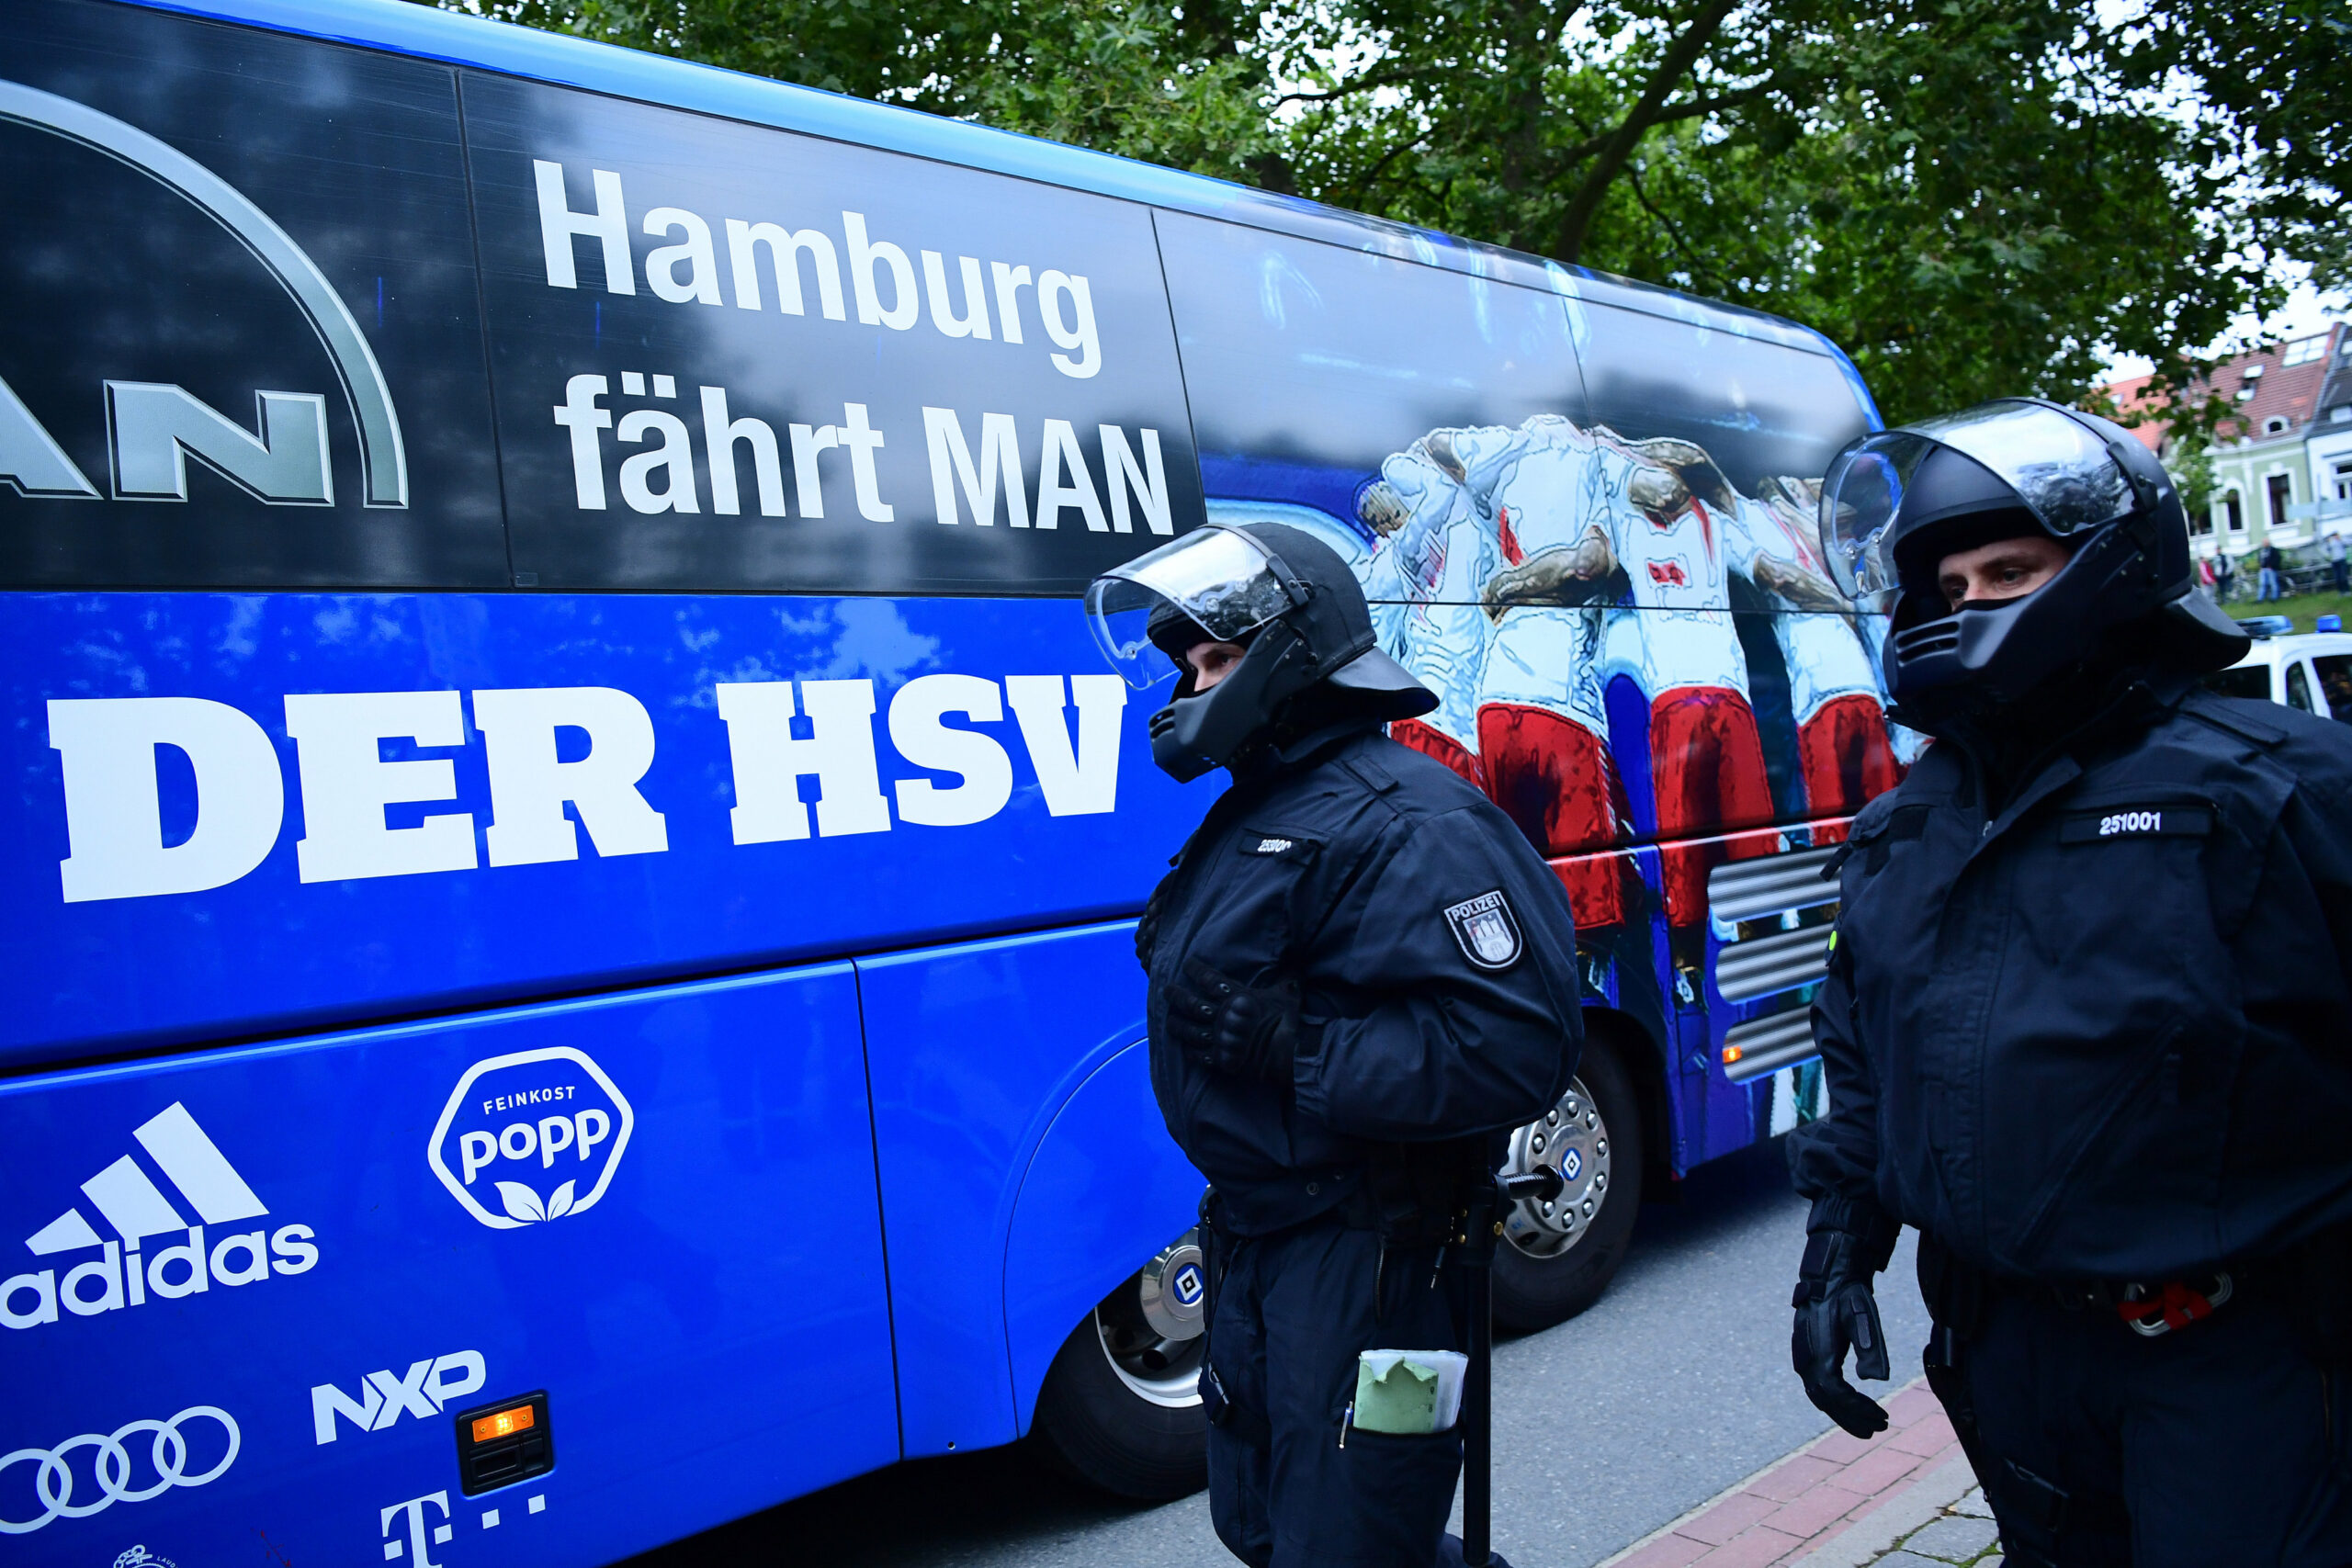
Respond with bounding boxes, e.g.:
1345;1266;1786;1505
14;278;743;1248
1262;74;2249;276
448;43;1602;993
0;962;897;1568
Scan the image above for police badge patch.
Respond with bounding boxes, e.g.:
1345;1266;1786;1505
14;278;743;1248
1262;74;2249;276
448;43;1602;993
1443;890;1523;970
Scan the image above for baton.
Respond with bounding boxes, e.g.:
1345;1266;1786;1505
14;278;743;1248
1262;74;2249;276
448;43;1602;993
1462;1166;1566;1568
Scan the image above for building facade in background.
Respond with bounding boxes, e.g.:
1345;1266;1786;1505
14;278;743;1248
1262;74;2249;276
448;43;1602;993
2106;320;2351;563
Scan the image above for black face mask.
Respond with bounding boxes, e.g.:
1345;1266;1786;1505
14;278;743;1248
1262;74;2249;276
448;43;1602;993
1148;619;1321;783
1127;522;1435;783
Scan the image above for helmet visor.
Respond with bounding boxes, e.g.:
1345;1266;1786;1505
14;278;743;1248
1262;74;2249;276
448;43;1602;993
1818;433;1935;605
1819;400;2138;606
1085;526;1301;688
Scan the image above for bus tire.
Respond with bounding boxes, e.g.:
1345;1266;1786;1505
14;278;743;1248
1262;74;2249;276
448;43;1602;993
1030;1251;1208;1500
1491;1032;1645;1332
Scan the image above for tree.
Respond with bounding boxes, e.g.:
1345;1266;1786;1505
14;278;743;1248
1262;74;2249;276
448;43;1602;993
439;0;2344;423
1261;0;2282;421
462;0;1279;181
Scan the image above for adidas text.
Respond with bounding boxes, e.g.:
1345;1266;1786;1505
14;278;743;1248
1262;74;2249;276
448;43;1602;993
3;1101;319;1332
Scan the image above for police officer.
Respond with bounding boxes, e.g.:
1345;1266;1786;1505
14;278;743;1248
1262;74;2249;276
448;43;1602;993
1792;399;2352;1564
1086;521;1583;1568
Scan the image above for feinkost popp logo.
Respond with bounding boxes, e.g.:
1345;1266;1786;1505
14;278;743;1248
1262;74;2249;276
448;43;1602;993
428;1048;634;1229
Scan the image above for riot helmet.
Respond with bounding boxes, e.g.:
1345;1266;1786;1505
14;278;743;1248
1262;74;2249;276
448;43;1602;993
1087;521;1436;781
1817;398;2245;706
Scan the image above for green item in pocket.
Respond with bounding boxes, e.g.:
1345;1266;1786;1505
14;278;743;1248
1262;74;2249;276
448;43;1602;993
1352;1351;1443;1434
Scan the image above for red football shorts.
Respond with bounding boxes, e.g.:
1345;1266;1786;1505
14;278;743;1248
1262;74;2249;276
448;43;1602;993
1650;687;1775;928
1798;693;1900;843
1475;702;1624;932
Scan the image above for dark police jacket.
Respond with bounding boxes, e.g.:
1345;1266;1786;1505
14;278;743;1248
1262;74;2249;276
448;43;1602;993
1144;724;1583;1235
1792;681;2352;1282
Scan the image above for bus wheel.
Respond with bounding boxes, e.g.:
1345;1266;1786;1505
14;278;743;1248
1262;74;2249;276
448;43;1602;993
1492;1035;1645;1332
1030;1229;1208;1500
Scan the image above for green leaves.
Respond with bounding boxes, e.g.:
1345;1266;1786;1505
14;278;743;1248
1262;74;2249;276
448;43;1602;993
455;0;2336;427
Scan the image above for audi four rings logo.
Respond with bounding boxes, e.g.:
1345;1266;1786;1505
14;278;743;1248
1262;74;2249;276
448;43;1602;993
0;1406;239;1535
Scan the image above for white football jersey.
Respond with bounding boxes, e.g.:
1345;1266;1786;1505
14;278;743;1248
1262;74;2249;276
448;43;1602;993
1721;496;1881;723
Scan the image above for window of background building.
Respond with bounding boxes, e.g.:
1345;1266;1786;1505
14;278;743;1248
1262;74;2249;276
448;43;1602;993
2226;490;2245;532
2267;416;2290;434
2269;473;2295;531
2335;461;2352;501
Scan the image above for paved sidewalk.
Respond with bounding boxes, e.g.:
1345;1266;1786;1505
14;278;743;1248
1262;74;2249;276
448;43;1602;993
1596;1380;2003;1568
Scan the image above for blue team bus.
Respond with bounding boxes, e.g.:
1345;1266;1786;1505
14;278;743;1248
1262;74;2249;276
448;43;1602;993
0;1;1893;1561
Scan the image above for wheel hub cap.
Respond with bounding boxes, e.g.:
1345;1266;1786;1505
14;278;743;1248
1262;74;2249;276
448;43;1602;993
1501;1077;1611;1260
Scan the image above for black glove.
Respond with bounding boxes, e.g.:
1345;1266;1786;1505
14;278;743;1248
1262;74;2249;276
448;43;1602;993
1163;960;1300;1082
1792;1224;1895;1438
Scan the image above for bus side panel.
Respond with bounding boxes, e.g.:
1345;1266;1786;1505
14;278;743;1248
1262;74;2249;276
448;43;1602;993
1002;1039;1201;1430
0;963;895;1566
854;922;1189;1457
4;591;1198;1067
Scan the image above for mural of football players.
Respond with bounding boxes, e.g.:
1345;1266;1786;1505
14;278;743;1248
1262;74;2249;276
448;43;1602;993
1354;439;1496;790
1480;423;1777;975
1728;475;1900;840
1441;417;1634;935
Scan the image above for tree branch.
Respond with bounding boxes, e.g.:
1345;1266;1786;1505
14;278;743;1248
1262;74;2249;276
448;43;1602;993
1547;84;1770;168
1345;124;1438;209
1273;64;1430;108
1551;0;1746;262
1621;158;1717;293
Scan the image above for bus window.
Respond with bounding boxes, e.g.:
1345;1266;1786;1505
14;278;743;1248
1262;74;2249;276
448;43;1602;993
2314;655;2352;721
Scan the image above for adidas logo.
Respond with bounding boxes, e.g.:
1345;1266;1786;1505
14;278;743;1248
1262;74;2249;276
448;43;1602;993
3;1100;319;1331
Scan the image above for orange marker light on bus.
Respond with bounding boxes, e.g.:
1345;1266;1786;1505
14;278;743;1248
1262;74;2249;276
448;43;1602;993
471;1404;537;1444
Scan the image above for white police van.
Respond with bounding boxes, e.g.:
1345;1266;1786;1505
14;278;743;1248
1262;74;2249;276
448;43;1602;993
2207;619;2352;720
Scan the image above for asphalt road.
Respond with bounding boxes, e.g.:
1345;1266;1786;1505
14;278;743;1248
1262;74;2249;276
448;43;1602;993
630;1139;1931;1568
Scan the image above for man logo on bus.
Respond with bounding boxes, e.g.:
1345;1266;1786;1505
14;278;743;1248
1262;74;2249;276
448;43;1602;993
0;79;407;508
427;1047;634;1230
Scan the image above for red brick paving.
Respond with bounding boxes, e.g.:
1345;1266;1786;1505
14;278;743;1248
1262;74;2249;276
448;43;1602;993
1757;1479;1873;1539
1675;1492;1781;1547
1693;1526;1811;1567
1598;1378;1965;1568
1612;1533;1713;1568
1743;1454;1841;1504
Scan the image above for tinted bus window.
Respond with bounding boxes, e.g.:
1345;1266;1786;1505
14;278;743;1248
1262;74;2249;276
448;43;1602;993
0;3;506;587
462;73;1204;596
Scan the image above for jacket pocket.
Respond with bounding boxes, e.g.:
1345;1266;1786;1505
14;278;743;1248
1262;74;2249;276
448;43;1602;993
2004;1016;2196;1272
1319;1421;1464;1559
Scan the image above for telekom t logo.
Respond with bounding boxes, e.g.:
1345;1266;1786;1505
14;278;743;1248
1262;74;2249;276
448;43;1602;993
381;1491;451;1566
